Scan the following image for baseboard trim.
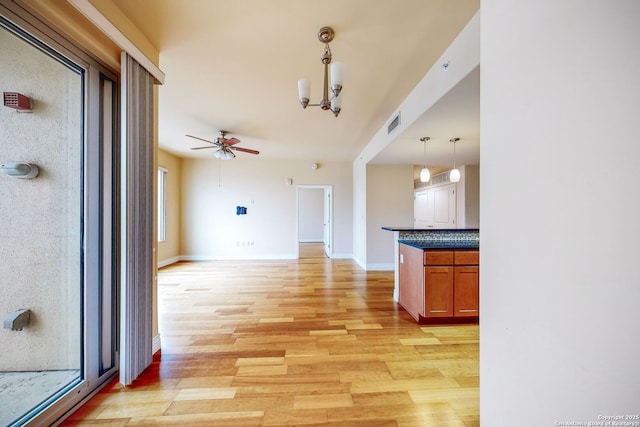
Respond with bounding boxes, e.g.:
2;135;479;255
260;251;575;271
330;253;354;260
158;256;181;268
179;254;298;261
152;334;161;354
366;263;395;271
160;253;358;264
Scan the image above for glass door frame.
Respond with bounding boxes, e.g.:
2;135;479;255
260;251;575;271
0;4;120;425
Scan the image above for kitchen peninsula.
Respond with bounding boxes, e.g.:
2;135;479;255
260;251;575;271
383;227;479;324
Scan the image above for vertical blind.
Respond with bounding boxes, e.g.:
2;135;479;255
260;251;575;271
119;52;154;385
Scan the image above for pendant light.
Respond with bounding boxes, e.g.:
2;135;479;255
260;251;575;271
449;137;461;183
419;136;430;182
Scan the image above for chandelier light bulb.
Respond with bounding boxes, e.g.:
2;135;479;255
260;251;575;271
330;61;344;95
298;78;310;107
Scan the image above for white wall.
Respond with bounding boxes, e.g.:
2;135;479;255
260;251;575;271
481;1;640;425
456;164;479;228
366;164;414;269
181;158;352;259
298;188;324;242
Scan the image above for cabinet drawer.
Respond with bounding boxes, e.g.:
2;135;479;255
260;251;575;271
424;251;454;266
454;251;479;265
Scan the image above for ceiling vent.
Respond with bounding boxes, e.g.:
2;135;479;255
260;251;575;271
387;112;401;135
414;171;452;190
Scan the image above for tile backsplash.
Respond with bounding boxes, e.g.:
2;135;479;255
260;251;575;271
398;229;479;243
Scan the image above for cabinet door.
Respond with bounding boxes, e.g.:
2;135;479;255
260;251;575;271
424;266;454;317
454;266;479;317
413;190;433;228
433;184;456;228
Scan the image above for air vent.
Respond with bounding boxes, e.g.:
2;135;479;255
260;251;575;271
414;171;452;189
387;112;401;135
3;92;31;111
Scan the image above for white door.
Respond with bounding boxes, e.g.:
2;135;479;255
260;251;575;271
324;189;332;257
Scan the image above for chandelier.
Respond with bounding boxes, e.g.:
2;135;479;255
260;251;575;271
297;26;344;117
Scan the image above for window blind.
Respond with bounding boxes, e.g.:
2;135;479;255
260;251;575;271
119;52;154;385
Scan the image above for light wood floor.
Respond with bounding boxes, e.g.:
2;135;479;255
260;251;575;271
63;258;478;426
299;242;327;259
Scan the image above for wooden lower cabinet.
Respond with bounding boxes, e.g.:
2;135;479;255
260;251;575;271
453;266;479;317
399;243;479;323
424;266;454;317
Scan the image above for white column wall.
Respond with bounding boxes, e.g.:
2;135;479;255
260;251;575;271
480;1;640;425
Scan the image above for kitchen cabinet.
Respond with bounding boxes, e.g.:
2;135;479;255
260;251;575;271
414;184;456;229
414;165;480;229
399;243;479;323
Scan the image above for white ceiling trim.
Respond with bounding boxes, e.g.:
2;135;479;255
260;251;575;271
68;0;165;84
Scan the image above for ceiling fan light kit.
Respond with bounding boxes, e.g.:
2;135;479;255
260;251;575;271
298;26;344;117
187;130;259;159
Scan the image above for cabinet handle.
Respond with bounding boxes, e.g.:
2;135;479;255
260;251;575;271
458;310;477;313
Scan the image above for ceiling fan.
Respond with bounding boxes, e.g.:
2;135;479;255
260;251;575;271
187;130;259;159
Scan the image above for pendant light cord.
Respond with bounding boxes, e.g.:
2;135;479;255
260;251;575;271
423;139;427;168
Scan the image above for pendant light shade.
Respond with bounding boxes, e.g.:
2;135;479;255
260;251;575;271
297;78;311;106
449;168;461;183
419;136;431;183
420;167;431;183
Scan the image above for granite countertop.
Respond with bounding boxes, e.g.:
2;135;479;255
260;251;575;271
399;240;480;250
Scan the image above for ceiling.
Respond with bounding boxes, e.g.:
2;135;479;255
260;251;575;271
111;0;480;168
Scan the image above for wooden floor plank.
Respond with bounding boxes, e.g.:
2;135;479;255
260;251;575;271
61;258;478;426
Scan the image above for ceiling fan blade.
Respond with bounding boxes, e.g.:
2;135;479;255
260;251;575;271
190;146;215;150
224;137;241;146
231;146;260;155
186;134;217;145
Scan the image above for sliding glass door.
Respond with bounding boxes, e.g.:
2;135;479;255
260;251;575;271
0;10;118;426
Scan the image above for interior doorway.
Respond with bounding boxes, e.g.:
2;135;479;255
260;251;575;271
296;185;333;258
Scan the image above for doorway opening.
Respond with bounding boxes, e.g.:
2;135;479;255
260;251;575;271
296;185;333;259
